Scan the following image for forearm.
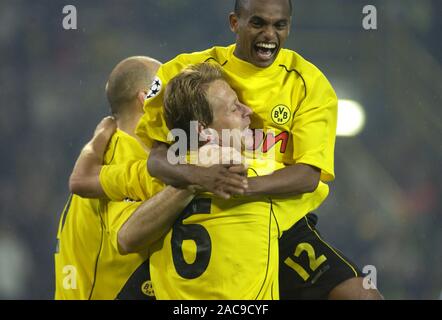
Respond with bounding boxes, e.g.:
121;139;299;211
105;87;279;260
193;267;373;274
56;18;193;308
69;132;109;198
148;142;248;198
246;164;321;197
147;142;197;187
118;186;195;254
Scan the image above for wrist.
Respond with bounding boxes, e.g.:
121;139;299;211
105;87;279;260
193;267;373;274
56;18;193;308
245;177;263;196
181;164;201;186
185;184;203;195
169;185;197;198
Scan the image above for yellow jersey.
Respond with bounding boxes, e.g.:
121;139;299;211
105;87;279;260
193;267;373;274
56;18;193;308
54;195;102;299
136;44;337;231
149;165;280;300
100;159;164;202
100;155;328;234
99;157;284;299
97;155;327;299
54;129;155;300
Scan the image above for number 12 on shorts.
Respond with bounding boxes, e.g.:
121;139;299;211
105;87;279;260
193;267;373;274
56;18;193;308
284;242;327;281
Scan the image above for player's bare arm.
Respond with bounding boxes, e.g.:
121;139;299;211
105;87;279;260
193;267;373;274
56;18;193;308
148;141;248;200
245;163;321;196
69;116;117;198
119;129;251;254
118;186;194;255
68;117;196;254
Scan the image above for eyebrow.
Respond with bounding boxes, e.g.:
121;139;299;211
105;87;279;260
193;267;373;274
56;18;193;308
228;96;239;108
249;16;289;24
250;16;264;21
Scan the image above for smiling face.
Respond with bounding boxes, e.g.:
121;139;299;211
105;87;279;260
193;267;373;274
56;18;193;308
230;0;292;68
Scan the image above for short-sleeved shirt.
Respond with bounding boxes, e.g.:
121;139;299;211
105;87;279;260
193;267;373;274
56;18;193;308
55;129;154;299
136;44;337;231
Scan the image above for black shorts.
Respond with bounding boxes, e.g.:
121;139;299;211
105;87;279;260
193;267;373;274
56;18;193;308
278;213;362;300
115;259;156;300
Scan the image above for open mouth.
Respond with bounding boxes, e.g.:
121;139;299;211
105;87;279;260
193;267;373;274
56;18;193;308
254;42;278;62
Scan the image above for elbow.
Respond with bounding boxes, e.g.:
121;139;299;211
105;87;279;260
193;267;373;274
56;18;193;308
117;227;152;255
147;142;170;180
147;150;175;185
303;178;320;193
147;152;160;179
300;166;321;194
117;229;136;255
69;174;104;199
69;174;96;198
69;175;86;197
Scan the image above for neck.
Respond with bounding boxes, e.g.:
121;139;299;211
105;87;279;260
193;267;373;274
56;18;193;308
115;110;150;152
115;109;142;138
233;46;246;62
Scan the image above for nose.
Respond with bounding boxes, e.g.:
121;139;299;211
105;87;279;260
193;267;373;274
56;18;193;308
241;104;253;117
262;25;276;40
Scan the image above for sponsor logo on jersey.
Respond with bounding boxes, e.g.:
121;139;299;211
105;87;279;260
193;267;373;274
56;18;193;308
248;129;289;154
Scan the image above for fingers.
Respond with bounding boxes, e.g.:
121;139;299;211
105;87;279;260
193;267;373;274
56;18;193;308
212;189;232;200
102;115;116;122
227;164;248;175
212;181;247;198
195;165;249;198
94;116;117;136
222;185;246;196
222;173;248;189
213;171;248;197
186;184;204;195
99;116;116;128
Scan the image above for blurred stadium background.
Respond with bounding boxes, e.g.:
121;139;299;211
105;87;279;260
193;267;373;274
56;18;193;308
0;0;440;299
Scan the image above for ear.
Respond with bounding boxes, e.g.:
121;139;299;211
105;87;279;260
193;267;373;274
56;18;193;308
199;126;218;144
137;90;147;106
198;122;207;139
229;12;239;34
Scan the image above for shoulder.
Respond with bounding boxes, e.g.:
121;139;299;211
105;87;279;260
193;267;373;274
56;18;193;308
108;129;132;148
162;45;232;73
104;130;146;165
279;49;337;100
279;49;333;86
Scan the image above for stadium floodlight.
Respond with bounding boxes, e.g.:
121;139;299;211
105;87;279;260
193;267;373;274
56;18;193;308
336;99;366;137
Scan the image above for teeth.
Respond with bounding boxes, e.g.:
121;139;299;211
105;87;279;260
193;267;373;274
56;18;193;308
256;42;276;49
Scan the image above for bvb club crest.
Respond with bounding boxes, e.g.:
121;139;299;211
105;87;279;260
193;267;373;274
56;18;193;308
271;105;291;125
141;280;155;297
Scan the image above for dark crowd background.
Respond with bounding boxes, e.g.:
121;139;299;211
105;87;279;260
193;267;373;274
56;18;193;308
0;0;440;299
